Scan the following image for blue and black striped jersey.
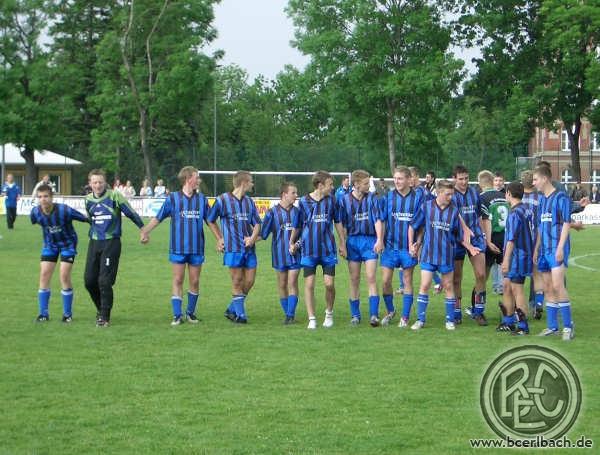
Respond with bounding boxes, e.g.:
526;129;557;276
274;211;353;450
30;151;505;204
412;200;463;267
380;189;424;251
261;203;301;269
155;191;210;255
338;192;381;237
504;202;534;275
538;190;571;257
30;203;88;249
207;192;261;253
452;186;484;238
295;194;339;258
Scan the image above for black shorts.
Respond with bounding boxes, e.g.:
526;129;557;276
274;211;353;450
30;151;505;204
303;265;336;278
485;232;504;266
40;254;75;264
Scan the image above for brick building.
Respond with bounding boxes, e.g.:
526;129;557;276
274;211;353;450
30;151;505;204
528;120;600;184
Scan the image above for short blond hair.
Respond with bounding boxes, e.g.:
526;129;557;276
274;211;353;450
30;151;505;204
233;171;252;188
178;166;198;186
312;170;332;188
351;169;370;185
393;166;411;178
520;170;534;189
436;179;454;191
88;169;106;181
477;170;494;188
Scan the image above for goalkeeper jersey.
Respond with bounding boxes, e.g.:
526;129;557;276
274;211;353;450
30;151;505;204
480;188;509;234
85;189;144;240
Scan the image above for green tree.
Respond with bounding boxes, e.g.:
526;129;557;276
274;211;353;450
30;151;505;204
458;0;600;181
287;0;463;174
0;0;59;191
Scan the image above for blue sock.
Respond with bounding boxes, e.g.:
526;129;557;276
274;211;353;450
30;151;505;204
432;272;441;285
383;294;395;313
38;289;50;317
61;288;73;317
398;269;404;288
279;297;288;316
559;301;573;329
535;291;544;308
445;298;456;322
518;317;529;332
454;298;462;321
287;295;298;317
232;295;247;319
171;296;183;318
546;302;559;331
227;302;235;314
401;294;413;319
368;295;380;318
187;291;199;316
416;294;429;322
503;314;516;325
349;299;360;319
474;291;486;315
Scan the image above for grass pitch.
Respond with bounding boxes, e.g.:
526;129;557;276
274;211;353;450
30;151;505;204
1;218;599;454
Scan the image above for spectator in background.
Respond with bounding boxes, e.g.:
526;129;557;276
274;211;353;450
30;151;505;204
570;182;587;202
32;174;56;197
494;172;506;194
424;171;436;195
154;178;167;198
376;178;389;198
113;179;124;194
335;175;351;202
2;173;21;229
122;180;136;198
139;179;153;197
591;184;600;203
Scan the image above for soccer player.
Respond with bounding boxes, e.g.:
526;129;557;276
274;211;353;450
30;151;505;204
290;170;344;329
2;173;21;229
499;181;534;335
337;170;384;326
521;170;544;319
533;165;574;340
261;182;301;324
84;169;145;327
452;165;488;325
380;166;424;327
30;184;88;322
207;171;261;324
478;170;509;295
409;179;474;330
140;167;210;325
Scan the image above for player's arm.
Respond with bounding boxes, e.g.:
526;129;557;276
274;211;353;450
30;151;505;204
481;218;500;254
373;219;384;254
334;222;347;258
556;195;571;262
245;223;261;247
140;217;161;244
457;214;474;245
207;221;224;252
502;240;514;275
116;193;144;229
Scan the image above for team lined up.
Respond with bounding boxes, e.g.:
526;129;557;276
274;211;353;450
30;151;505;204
29;164;578;339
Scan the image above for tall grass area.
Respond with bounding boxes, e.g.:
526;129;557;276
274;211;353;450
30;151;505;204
1;218;599;454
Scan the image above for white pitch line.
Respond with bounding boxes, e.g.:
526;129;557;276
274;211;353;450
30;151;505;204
570;253;600;272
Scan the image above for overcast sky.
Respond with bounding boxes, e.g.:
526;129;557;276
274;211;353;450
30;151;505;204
207;1;479;81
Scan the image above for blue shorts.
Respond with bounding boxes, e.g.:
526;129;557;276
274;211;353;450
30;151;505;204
380;249;417;269
224;251;258;269
274;264;302;272
41;246;76;263
537;253;568;273
505;273;527;284
454;235;486;260
300;254;337;269
346;235;378;262
420;262;454;275
169;253;205;266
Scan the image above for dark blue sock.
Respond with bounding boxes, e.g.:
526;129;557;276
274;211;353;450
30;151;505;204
445;298;456;322
503;314;516;325
535;291;544;308
546;302;559;331
559;301;573;328
279;297;288;316
368;295;379;318
416;294;429;322
454;298;462;321
518;317;529;332
171;296;183;318
349;299;360;319
401;294;413;319
187;291;199;316
38;289;50;317
227;302;235;314
61;288;73;317
287;295;298;317
383;294;394;313
474;291;486;315
432;272;441;285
